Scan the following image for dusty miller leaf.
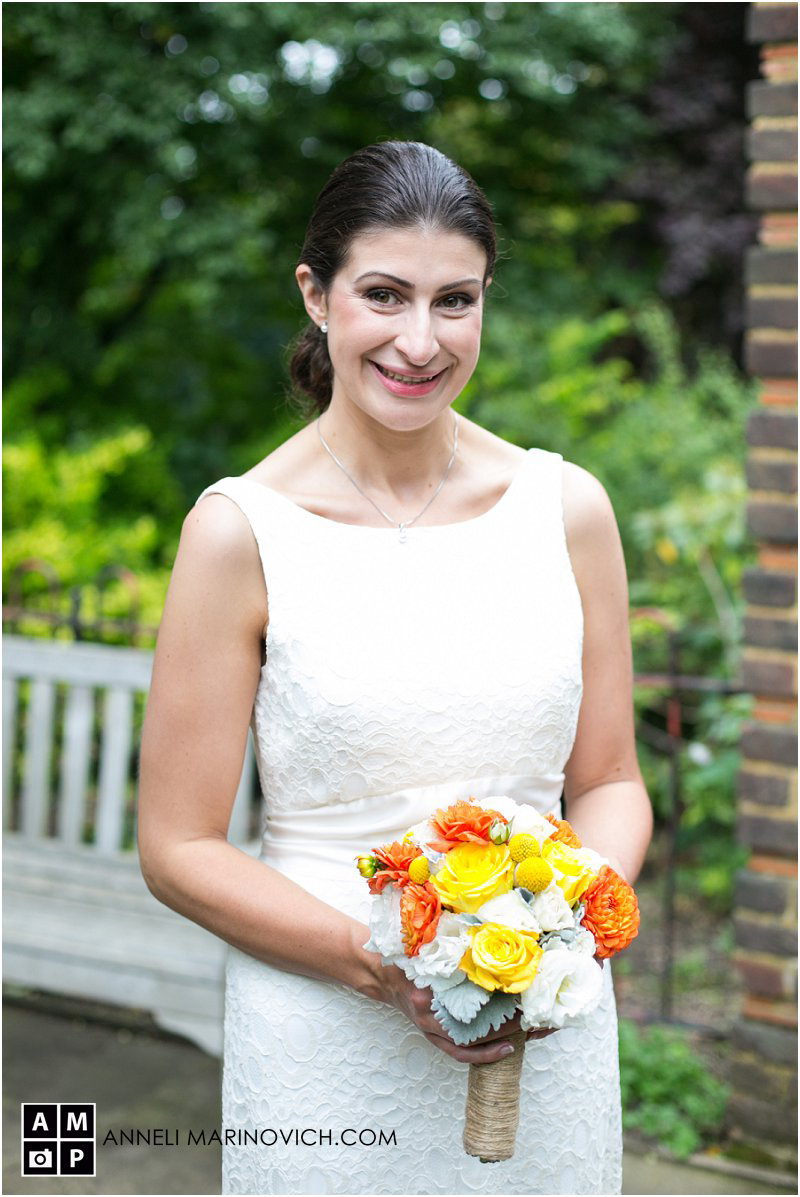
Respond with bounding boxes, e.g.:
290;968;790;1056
431;991;518;1045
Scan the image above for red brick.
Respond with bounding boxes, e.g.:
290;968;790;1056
735;915;797;957
742;566;798;606
747;4;799;43
737;811;798;854
746;293;798;329
736;957;790;997
749;854;799;877
748;409;799;449
746;456;798;493
743;995;798;1027
733;1015;798;1063
747;125;800;163
741;656;796;697
738;769;792;806
747;247;799;285
747;80;799;119
736;868;792;914
746;499;798;542
747;170;798;212
745;336;798;378
743;615;798;652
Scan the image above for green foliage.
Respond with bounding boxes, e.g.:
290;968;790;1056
618;1019;730;1159
3;425;180;631
5;0;684;500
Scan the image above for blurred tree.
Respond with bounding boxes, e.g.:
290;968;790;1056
5;1;751;503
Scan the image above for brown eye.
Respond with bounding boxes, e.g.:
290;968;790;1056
439;294;474;310
366;288;399;305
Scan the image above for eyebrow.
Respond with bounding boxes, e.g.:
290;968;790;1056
354;271;482;292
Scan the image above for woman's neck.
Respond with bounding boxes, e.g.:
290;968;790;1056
317;399;460;508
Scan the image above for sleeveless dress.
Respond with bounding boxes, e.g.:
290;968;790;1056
196;448;623;1196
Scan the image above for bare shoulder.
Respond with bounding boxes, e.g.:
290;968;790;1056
170;493;267;636
561;460;618;543
560;460;627;601
181;492;259;568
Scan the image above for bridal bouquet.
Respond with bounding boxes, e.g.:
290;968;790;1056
356;796;640;1161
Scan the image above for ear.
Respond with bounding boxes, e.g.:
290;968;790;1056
295;264;328;328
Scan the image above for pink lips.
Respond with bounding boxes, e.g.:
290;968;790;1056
369;360;445;397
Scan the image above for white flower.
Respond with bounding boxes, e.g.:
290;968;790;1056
510;807;558;842
395;912;470;987
421;844;446;874
474;796;556;844
364;886;405;958
474;889;542;934
474;795;521;821
405;817;439;847
528;883;574;932
688;741;713;766
570;844;608;874
520;950;604;1030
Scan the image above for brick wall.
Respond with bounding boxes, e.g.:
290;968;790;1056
731;0;797;1160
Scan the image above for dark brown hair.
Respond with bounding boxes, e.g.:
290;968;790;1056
289;141;496;416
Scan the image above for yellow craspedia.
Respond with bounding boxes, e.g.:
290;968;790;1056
514;857;554;893
408;856;430;884
509;833;540;863
541;839;598;904
460;923;542;993
430;842;514;914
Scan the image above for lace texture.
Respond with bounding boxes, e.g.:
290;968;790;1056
196;449;623;1195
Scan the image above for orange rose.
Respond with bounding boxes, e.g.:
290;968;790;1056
367;841;422;895
401;882;442;956
427;800;506;853
546;814;583;849
581;865;640;959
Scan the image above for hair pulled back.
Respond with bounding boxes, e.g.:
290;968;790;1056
289;141;496;416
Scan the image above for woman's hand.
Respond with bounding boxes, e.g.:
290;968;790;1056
378;963;557;1063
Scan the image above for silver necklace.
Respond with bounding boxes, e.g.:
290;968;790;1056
317;413;459;543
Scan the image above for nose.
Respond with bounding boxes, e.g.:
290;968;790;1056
393;304;440;366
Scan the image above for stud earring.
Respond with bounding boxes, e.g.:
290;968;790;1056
320;321;328;334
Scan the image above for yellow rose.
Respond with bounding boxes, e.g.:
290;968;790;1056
430;843;514;914
541;840;598;904
460;923;542;993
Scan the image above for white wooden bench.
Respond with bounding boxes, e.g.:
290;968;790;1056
2;633;258;1056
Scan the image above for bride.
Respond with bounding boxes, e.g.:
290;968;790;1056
138;140;652;1195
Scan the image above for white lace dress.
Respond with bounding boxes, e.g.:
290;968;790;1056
197;448;622;1195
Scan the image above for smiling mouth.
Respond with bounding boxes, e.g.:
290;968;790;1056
372;362;444;384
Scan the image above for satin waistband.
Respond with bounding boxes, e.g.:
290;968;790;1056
259;773;564;876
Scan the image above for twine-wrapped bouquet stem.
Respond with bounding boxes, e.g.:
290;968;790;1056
463;1029;527;1162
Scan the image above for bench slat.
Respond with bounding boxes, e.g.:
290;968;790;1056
4;634;153;689
95;687;134;853
58;684;94;845
21;679;56;837
2;676;19;826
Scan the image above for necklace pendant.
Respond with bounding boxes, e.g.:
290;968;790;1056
398;523;408;544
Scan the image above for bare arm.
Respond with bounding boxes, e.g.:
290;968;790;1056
137;494;519;1062
561;463;653;884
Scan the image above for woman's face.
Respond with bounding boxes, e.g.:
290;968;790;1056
297;225;489;431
